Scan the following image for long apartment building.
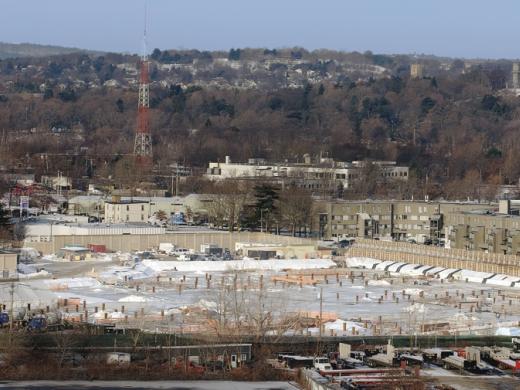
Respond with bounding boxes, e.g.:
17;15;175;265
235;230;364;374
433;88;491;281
315;199;491;241
316;199;520;255
206;156;408;191
447;200;520;255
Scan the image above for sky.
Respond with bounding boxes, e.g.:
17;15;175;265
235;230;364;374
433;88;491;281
0;0;519;59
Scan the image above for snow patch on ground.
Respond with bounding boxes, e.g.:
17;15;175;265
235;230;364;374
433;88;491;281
43;277;101;289
141;258;335;273
118;295;148;303
367;279;391;286
495;327;520;336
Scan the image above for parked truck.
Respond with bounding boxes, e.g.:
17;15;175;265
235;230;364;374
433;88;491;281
313;356;332;371
26;314;63;332
443;355;477;371
0;312;9;327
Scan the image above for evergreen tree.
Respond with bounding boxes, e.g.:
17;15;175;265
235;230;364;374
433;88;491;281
0;203;10;227
253;184;279;231
0;203;12;240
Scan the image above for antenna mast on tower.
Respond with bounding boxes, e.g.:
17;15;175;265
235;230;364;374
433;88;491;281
133;3;152;168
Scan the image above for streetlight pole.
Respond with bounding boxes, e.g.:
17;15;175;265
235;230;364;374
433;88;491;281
260;208;269;233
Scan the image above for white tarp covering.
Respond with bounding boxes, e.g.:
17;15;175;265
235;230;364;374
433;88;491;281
346;257;520;289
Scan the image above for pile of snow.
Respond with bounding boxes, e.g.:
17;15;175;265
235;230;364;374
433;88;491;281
367;279;390;286
402;303;427;314
324;319;369;335
303;319;372;337
91;310;126;320
196;299;218;311
118;295;148;303
141;258;335;273
403;288;424;296
90;254;113;262
109;311;125;319
98;263;157;282
495;327;520;336
44;277;101;289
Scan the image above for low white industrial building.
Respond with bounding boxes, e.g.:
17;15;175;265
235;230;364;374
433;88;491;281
206;156;408;189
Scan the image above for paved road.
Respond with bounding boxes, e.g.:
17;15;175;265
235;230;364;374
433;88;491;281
0;381;299;390
34;258;117;278
431;376;520;390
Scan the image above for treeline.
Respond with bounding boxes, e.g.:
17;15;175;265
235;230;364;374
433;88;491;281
0;51;519;200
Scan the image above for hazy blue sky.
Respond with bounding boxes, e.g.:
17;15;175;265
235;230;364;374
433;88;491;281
0;0;518;58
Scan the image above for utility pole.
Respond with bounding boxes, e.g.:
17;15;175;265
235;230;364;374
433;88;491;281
175;166;179;197
319;286;323;338
9;282;15;332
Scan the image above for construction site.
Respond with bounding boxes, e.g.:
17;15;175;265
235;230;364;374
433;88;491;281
0;235;519;388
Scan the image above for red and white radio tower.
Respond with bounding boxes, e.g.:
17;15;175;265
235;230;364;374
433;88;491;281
133;14;152;168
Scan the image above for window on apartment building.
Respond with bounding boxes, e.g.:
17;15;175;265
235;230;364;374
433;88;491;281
141;205;145;211
126;205;129;211
141;214;144;221
404;172;407;176
126;215;129;221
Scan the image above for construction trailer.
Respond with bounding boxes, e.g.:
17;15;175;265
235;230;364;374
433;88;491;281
56;245;92;261
162;343;252;369
0;250;17;278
